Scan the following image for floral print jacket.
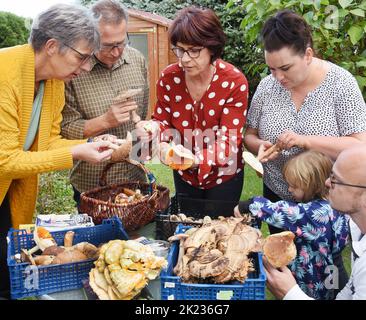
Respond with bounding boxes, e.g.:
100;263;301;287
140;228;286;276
249;196;349;300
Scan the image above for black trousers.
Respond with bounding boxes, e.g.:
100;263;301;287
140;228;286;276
173;170;244;202
263;184;349;298
72;186;81;211
173;170;244;217
0;194;11;299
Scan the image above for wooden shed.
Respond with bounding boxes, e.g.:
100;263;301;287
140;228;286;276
127;9;177;118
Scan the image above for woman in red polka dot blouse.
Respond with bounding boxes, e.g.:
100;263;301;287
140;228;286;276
136;7;249;211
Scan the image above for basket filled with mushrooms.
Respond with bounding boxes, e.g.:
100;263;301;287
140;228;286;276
7;217;128;299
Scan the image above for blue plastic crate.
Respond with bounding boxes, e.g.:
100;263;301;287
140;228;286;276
160;225;266;300
7;217;128;299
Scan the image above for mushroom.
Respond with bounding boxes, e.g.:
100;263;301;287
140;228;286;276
20;229;99;266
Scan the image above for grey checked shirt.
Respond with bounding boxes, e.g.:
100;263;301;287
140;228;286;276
61;46;149;193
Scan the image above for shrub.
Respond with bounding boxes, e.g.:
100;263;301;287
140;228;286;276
36;171;77;215
0;11;29;48
229;0;366;98
81;0;262;99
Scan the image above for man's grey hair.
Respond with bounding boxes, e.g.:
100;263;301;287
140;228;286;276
29;4;100;52
91;0;128;25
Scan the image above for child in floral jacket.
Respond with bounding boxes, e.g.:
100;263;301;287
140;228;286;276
235;151;349;299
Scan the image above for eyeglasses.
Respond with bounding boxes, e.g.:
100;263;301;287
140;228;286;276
63;43;93;65
329;173;366;189
100;34;130;53
171;46;205;59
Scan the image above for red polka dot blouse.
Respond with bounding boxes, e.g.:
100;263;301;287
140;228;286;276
152;59;249;189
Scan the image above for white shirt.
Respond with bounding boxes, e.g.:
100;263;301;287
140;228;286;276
284;219;366;300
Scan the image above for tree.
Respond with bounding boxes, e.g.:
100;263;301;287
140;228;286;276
81;0;262;98
0;11;30;48
230;0;366;98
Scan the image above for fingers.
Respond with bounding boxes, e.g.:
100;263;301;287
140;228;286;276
96;149;114;162
115;138;126;145
135;120;158;141
262;256;274;271
233;205;242;218
112;98;138;108
276;130;297;150
257;143;278;162
91;142;117;163
105;143;119;151
94;140;119;151
278;265;293;275
264;151;279;162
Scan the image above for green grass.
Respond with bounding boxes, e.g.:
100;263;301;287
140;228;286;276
146;163;263;200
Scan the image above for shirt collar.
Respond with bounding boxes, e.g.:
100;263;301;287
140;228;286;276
349;218;366;258
89;46;132;71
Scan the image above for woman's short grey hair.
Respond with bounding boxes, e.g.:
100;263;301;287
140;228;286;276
29;4;100;52
91;0;128;25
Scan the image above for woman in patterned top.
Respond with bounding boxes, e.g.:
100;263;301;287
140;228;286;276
235;151;349;300
244;10;366;229
136;7;249;209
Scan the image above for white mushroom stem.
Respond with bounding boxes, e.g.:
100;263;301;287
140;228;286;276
28;245;40;255
170;234;189;276
64;231;75;247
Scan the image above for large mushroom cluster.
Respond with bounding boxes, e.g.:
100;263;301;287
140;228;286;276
169;216;296;284
89;240;167;300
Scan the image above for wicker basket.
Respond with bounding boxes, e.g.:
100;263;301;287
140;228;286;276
79;161;170;231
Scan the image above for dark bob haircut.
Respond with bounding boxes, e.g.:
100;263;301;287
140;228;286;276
169;6;226;63
261;10;313;55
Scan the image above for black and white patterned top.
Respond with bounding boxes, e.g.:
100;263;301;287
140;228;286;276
247;61;366;200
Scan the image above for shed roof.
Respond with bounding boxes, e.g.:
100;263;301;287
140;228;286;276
128;8;172;27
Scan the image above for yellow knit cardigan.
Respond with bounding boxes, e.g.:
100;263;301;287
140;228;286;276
0;44;84;228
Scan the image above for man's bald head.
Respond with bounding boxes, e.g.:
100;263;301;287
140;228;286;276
334;146;366;187
328;145;366;217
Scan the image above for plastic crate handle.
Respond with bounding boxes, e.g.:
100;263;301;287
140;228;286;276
103;217;129;240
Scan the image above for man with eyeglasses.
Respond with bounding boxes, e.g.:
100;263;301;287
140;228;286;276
264;146;366;300
61;0;149;207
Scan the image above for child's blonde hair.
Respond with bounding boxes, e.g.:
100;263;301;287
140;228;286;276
283;150;332;202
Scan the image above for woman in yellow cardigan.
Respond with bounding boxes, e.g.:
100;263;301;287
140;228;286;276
0;4;118;298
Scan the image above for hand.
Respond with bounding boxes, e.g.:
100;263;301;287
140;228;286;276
135;120;159;142
257;142;280;163
277;130;307;150
171;144;196;168
71;141;119;164
233;205;242;218
158;142;171;165
263;256;297;300
103;99;138;129
92;134;124;145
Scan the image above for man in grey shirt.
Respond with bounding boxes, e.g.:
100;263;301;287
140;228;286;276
265;146;366;300
61;0;149;206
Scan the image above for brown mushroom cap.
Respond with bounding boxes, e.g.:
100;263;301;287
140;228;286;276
52;250;88;265
42;245;65;256
263;231;297;268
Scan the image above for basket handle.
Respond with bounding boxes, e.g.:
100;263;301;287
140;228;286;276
99;159;157;195
99;162;115;187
